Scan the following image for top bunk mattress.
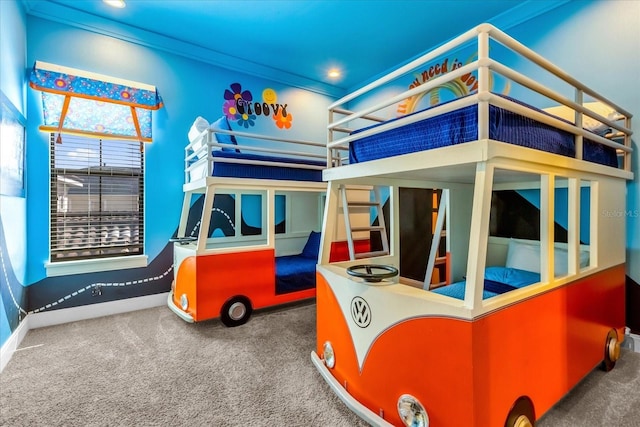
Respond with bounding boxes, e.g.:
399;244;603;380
195;150;324;182
186;115;326;183
349;95;618;168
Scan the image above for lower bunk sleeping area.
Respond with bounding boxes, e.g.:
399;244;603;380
275;256;317;294
275;231;321;294
430;238;591;300
432;266;541;300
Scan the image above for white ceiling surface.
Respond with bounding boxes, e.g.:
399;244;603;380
23;0;569;97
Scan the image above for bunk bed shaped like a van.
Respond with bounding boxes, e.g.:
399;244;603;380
312;24;633;427
168;115;330;326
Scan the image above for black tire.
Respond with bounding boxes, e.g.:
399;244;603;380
220;296;252;327
504;396;535;427
603;328;621;372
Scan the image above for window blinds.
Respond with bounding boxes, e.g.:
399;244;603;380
50;134;144;261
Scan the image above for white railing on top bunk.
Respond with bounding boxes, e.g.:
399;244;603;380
185;127;335;184
326;23;633;173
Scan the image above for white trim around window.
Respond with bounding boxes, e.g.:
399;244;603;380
45;254;148;277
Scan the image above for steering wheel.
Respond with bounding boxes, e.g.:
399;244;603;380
346;264;399;283
169;236;197;245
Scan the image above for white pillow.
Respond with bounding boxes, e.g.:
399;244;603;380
579;249;590;268
505;238;590;275
188;116;210;159
543;102;616;135
505;239;541;273
554;246;569;276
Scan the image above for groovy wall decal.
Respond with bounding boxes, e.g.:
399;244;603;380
397;53;511;116
222;83;292;129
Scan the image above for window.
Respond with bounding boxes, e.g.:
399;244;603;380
50;134;144;262
206;192;265;239
30;62;162;275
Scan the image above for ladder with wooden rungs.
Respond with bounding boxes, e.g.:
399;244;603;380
340;185;390;260
423;189;450;290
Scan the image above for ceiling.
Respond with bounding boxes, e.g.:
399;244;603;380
23;0;568;97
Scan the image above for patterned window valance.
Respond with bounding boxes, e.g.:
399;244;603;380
29;61;163;142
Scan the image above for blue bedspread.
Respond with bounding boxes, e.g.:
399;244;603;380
349;94;617;168
275;255;317;294
211;151;324;182
432;266;540;300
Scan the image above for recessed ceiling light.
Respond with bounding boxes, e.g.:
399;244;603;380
328;69;341;79
103;0;126;8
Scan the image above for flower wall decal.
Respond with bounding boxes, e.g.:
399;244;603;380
237;113;256;128
223;83;254;127
222;83;292;129
223;99;239;120
224;83;253;105
273;110;293;129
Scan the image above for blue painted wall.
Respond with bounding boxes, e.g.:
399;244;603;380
25;15;332;284
0;0;28;348
506;0;640;281
1;4;332;348
24;16;332;285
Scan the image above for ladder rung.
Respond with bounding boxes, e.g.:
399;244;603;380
351;225;384;232
341;185;389;262
354;250;390;259
434;257;447;265
348;201;380;207
430;281;447;289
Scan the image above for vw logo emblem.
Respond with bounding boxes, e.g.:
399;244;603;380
350;296;371;328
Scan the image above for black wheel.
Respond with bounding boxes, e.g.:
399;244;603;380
346;264;399;283
603;328;621;372
220;296;252;327
505;396;535;427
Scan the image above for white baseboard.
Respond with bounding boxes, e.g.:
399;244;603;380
0;292;168;373
0;315;30;373
28;292;169;329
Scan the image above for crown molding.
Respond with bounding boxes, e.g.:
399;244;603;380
489;0;571;30
346;0;571;93
22;0;345;98
22;0;571;100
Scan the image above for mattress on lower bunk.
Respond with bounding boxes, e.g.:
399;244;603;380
432;266;540;300
275;255;317;294
349;94;618;167
192;151;324;182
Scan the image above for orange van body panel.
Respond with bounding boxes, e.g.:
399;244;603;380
173;249;315;322
316;264;625;426
173;255;198;319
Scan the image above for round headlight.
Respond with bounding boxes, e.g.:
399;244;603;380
323;341;335;368
397;394;428;427
180;293;189;311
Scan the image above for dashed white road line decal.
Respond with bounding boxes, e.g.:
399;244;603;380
1;245;174;316
29;265;174;314
0;246;28;319
188;208;236;237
